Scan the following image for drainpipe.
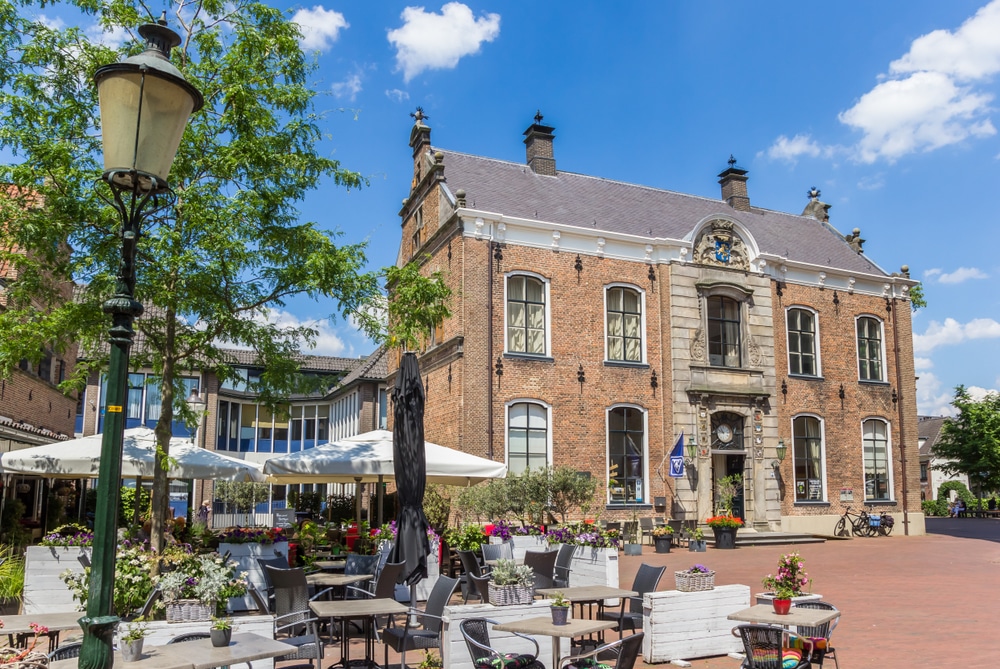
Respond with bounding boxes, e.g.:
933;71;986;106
891;296;910;535
487;239;494;460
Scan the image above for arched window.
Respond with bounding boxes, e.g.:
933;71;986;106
787;307;819;377
792;415;825;501
507;401;549;474
506;275;547;355
606;286;643;362
607;406;647;504
856;316;884;382
863;418;892;501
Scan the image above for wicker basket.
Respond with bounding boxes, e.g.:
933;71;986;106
0;649;49;669
488;582;534;606
674;569;715;592
165;598;215;622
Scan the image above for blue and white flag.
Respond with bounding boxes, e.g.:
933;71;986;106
668;432;685;478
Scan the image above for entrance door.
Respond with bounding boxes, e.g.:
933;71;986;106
725;454;746;521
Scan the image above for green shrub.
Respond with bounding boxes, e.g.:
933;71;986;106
922;499;948;517
444;523;487;551
0;545;25;600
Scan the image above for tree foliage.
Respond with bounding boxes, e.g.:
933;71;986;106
0;0;449;551
548;466;598;523
932;386;1000;494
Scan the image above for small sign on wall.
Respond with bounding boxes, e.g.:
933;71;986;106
840;488;854;502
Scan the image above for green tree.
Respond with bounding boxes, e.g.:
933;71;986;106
932;386;1000;496
0;0;448;553
548;466;598;524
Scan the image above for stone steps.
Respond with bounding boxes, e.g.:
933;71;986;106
705;532;826;547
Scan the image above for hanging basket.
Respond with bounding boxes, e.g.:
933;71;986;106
674;570;715;592
165;598;215;622
488;582;534;606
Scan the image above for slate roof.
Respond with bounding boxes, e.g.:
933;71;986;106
332;345;388;390
437;150;887;277
918;415;949;457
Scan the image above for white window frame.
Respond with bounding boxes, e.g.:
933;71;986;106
504;399;552;474
790;413;827;502
604;283;647;364
786;305;821;377
855;314;886;382
504;272;551;356
861;417;894;502
605;404;649;505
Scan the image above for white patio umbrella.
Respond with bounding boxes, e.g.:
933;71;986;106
262;429;507;485
0;426;265;482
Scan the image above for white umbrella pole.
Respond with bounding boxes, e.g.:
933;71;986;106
354;477;362;526
377;474;384;527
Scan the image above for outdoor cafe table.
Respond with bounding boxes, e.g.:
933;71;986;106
314;560;347;571
727;604;840;628
49;633;295;669
536;586;636;646
306;572;374;589
493;616;617;669
310;598;409;668
0;611;83;636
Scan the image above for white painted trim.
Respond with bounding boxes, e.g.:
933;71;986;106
603;283;648;364
503;271;552;357
785;305;822;378
861;416;894;502
790;413;828;503
605;404;650;505
854;313;887;383
504;399;553;474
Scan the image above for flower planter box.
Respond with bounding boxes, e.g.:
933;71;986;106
642;584;751;664
218;541;289;612
510;535;548;560
441;600;559;669
754;592;823;606
23;545;92;614
565;545;619;589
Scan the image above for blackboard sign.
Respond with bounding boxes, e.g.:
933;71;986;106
273;508;296;529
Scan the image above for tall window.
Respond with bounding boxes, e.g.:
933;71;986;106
607;406;646;504
787;308;818;376
857;316;884;381
863;419;891;501
708;296;741;367
507;275;546;355
507;402;548;474
792;415;824;501
606;286;642;362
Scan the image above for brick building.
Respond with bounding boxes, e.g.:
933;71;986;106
391;113;924;535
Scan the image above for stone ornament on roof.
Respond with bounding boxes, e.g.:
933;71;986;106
693;219;749;270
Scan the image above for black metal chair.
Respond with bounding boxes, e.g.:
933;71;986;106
381;575;459;669
553;543;575;589
638;517;655;545
247;583;271;615
130;585;162;620
457;549;490;603
557;631;644;669
266;565;328;669
481;542;513;563
460;617;543;669
598;563;665;638
468;573;492;604
792;601;840;668
731;624;813;669
258;555;292;611
48;642;83;661
523;549;557;590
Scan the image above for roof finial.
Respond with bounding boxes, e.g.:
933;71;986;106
808;186;821;200
410;106;429;124
534;110;544;125
728;155;737;169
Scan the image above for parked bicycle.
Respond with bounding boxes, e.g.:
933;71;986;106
835;506;894;537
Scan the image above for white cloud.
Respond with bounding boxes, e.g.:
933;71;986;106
914;357;934;370
292;6;348;52
332;73;362;101
916;372;959;416
889;0;1000;82
764;134;823;161
937;266;989;283
968;385;1000;401
387;3;500;82
856;173;885;191
913;316;1000;353
85;23;128;48
385;88;410;103
923;268;942;278
36;14;65;30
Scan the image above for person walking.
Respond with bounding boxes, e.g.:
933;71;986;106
197;499;211;526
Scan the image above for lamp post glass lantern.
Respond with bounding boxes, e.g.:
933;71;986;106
81;16;201;669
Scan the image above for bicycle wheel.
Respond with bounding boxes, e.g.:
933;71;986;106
879;516;893;536
834;517;848;537
851;516;867;537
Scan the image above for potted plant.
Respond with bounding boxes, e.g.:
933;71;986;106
768;585;795;615
761;552;813;613
686;527;706;552
651;525;673;554
673;563;715;592
210;617;233;647
417;650;443;669
487;559;535;606
549;591;570;625
158;552;249;621
119;619;148;662
0;545;25;615
705;514;743;549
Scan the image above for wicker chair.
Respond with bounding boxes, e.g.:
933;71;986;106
638;517;655;545
460;618;544;669
731;625;812;669
598;563;665;638
266;565;328;669
792;601;840;668
481;542;513;563
381;575;459;669
557;632;644;669
553;543;575;589
47;642;83;661
523;549;557;590
257;555;292;611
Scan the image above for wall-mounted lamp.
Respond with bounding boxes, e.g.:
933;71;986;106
771;438;787;469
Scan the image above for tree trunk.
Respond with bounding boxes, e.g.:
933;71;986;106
149;317;179;569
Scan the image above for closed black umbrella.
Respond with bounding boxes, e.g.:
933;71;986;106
390;352;430;587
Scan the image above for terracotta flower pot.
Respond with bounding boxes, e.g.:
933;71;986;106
772;598;792;615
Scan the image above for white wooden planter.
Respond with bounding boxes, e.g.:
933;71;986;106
642;584;751;664
23;545;92;614
566;545;619;589
510;535;548;560
218;541;289;612
141;615;276;669
754;591;823;606
442;599;557;669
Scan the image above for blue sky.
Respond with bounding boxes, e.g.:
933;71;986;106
37;1;1000;415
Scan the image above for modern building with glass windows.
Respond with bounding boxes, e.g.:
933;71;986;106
389;114;924;535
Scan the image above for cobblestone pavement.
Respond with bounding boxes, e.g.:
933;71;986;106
349;518;1000;669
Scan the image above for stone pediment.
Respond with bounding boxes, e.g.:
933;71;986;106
693;219;749;270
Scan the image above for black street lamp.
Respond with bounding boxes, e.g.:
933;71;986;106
79;16;202;669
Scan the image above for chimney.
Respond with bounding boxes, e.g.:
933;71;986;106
409;107;431;159
523;111;556;176
801;186;831;222
718;155;750;212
